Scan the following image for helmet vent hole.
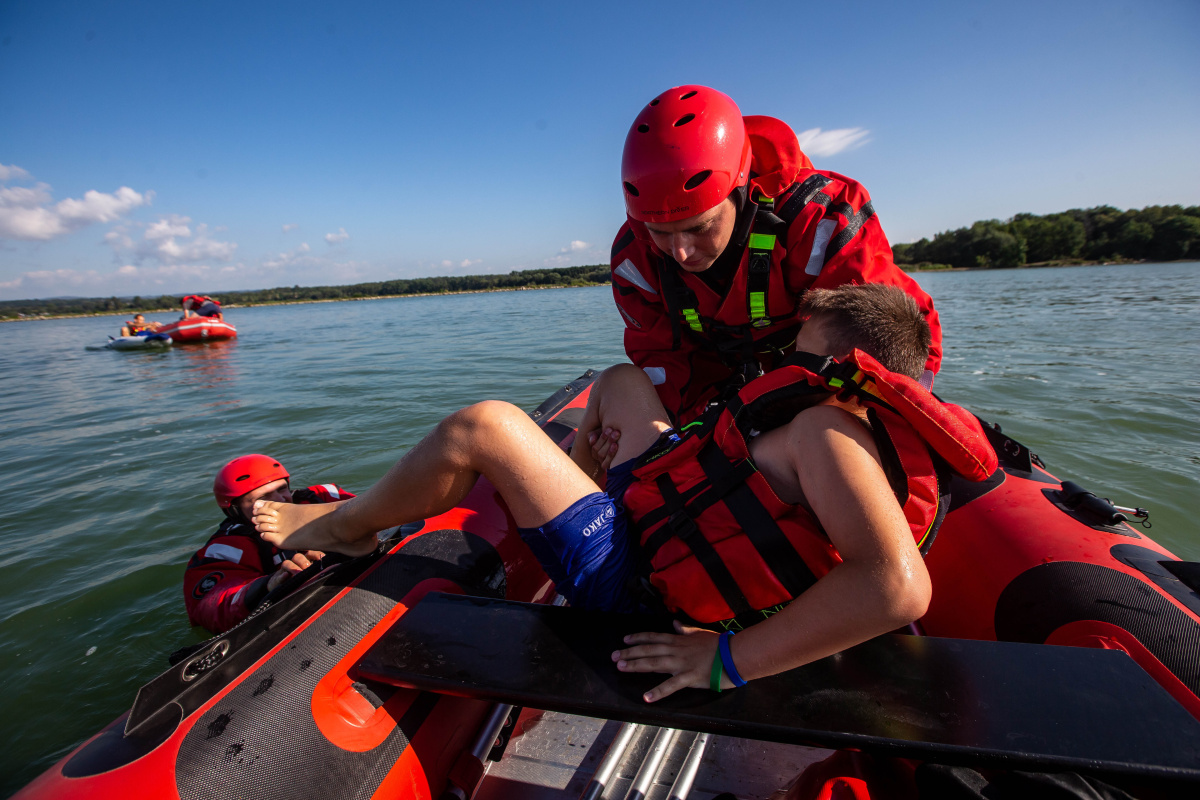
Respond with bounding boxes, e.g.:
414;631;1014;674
649;98;660;106
623;182;640;197
674;113;696;127
236;474;250;482
683;170;711;191
680;90;698;100
637;123;650;133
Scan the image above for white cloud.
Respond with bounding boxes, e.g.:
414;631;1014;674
145;216;191;240
460;258;481;268
325;227;349;244
104;214;237;265
262;242;312;270
796;127;870;157
0;164;31;182
282;223;298;232
543;239;598;267
0;167;150;241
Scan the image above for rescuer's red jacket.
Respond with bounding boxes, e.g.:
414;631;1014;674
183;483;355;634
611;115;942;424
623;350;996;626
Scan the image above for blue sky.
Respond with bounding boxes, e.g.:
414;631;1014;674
1;0;1197;300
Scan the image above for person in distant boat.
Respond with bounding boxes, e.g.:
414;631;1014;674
250;284;994;702
120;313;160;336
181;294;223;320
183;454;355;634
611;85;942;426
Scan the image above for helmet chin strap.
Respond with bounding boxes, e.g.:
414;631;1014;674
223;502;249;523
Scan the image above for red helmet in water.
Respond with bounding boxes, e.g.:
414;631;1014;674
621;85;752;224
213;454;290;512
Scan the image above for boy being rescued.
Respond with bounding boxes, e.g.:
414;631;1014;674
251;284;995;700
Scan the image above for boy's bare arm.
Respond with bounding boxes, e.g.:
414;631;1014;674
616;405;931;701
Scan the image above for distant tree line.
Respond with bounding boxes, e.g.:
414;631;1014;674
893;205;1200;270
0;263;611;320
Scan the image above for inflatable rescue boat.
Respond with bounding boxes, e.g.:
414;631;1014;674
157;316;237;343
15;371;1200;799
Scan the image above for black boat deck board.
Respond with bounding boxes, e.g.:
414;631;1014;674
356;593;1200;782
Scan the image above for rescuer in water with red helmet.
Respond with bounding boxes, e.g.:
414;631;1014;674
183;454;355;634
611;85;941;425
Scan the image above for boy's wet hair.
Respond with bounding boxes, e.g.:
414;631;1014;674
798;284;931;380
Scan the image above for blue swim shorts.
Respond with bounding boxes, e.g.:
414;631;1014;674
517;453;647;613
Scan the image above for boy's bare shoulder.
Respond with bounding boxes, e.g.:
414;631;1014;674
789;404;880;454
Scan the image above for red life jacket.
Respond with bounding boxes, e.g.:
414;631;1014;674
126;319;150;334
181;294;218;310
623;349;998;627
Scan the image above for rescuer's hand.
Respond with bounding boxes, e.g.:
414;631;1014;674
265;550;324;592
612;620;730;702
588;426;621;473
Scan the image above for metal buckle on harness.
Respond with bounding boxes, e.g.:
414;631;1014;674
667;510;700;541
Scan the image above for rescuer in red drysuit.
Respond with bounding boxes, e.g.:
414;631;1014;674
183;454;355;634
612;85;942;424
181;294;223;320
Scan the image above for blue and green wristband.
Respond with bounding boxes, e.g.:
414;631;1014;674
710;630;748;692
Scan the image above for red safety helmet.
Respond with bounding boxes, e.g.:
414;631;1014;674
621;85;752;224
213;454;290;512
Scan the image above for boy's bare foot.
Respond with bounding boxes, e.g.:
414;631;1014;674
252;499;378;557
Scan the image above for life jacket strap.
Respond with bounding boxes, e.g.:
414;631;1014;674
695;444;818;600
652;473;754;618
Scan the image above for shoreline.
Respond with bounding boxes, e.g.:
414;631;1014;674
0;282;600;323
2;259;1191;323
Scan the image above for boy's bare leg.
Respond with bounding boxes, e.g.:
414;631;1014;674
571;364;673;482
253;400;603;555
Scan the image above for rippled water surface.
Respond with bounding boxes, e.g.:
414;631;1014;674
1;263;1197;792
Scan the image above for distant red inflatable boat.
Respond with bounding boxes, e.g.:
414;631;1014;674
157;317;237;342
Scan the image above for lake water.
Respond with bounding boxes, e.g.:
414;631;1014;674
1;262;1197;792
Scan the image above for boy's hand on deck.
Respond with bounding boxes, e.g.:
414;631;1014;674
612;620;723;702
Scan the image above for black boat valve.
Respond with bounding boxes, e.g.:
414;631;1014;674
1057;481;1151;528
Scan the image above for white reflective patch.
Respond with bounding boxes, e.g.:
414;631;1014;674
805;219;839;276
232;586;245;605
618;306;642;329
920;369;935;390
321;483;340;499
204;543;244;564
615;258;657;295
643;366;667;386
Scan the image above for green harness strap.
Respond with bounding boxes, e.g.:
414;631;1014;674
746;193;777;328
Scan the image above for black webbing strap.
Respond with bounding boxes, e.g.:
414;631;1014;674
639;453;759;551
651;473;754;617
611;228;635;260
823;201;875;266
777;174;834;225
657;255;703;346
697;444;818;600
921;456;953;556
866;408;910;507
746;194;780;329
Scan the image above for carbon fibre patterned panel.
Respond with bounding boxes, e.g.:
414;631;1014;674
994;560;1200;695
175;530;505;800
